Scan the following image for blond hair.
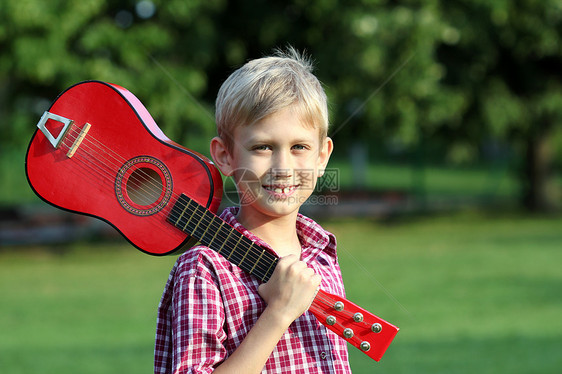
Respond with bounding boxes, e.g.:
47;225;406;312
215;47;329;150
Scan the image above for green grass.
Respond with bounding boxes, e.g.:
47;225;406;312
1;213;561;373
0;244;177;374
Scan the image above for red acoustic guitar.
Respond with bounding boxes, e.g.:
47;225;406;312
25;81;398;361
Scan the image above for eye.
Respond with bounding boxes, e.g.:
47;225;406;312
292;144;309;151
252;144;272;152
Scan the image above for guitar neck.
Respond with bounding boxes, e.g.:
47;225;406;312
167;194;278;283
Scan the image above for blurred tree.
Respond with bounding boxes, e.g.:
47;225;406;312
435;0;562;211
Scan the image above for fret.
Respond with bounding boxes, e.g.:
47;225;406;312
228;235;243;261
168;194;189;227
229;236;250;268
250;250;265;274
257;252;276;281
208;220;226;250
196;210;215;243
180;200;196;231
189;211;204;237
208;215;232;251
214;223;232;256
195;204;217;242
262;256;277;282
238;242;252;268
239;240;261;275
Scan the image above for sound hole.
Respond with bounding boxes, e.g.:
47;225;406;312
126;167;163;206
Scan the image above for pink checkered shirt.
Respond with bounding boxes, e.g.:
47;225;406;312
154;207;351;374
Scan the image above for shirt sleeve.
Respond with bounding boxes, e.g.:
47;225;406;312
171;261;228;374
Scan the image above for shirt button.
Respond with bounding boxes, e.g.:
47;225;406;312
320;352;327;360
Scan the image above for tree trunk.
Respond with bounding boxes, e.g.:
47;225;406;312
521;131;555;212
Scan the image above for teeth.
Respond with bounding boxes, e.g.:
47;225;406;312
267;186;294;194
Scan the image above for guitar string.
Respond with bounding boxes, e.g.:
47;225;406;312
57;128;131;194
61;129;280;284
62;125;176;208
56;126;179;238
55;125;366;322
63;124;183;209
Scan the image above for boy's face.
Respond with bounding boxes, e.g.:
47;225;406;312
218;106;332;221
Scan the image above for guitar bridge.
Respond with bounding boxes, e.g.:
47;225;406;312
37;111;74;149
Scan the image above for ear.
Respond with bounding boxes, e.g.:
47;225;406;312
316;136;334;178
210;136;235;176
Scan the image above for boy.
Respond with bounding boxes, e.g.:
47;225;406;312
154;48;351;373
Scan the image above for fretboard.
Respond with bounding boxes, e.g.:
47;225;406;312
167;193;278;282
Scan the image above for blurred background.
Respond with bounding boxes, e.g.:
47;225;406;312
1;1;561;373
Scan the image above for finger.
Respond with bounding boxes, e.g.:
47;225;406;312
276;254;300;271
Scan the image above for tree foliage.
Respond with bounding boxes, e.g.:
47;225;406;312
1;0;560;209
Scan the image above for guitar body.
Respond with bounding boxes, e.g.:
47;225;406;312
25;81;223;255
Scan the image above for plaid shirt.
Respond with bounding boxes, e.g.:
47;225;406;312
154;207;351;374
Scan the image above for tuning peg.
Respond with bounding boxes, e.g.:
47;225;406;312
343;328;354;339
353;312;364;322
360;341;371;352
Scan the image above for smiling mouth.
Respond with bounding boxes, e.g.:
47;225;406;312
262;185;298;195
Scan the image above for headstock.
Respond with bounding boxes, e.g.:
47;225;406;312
309;289;399;361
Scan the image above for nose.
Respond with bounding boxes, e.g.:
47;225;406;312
271;149;293;179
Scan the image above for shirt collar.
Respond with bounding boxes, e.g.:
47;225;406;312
219;206;337;261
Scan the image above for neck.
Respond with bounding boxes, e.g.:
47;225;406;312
236;208;301;258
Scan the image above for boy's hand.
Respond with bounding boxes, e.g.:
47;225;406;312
258;254;322;325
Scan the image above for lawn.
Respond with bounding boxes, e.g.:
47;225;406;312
1;213;561;373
